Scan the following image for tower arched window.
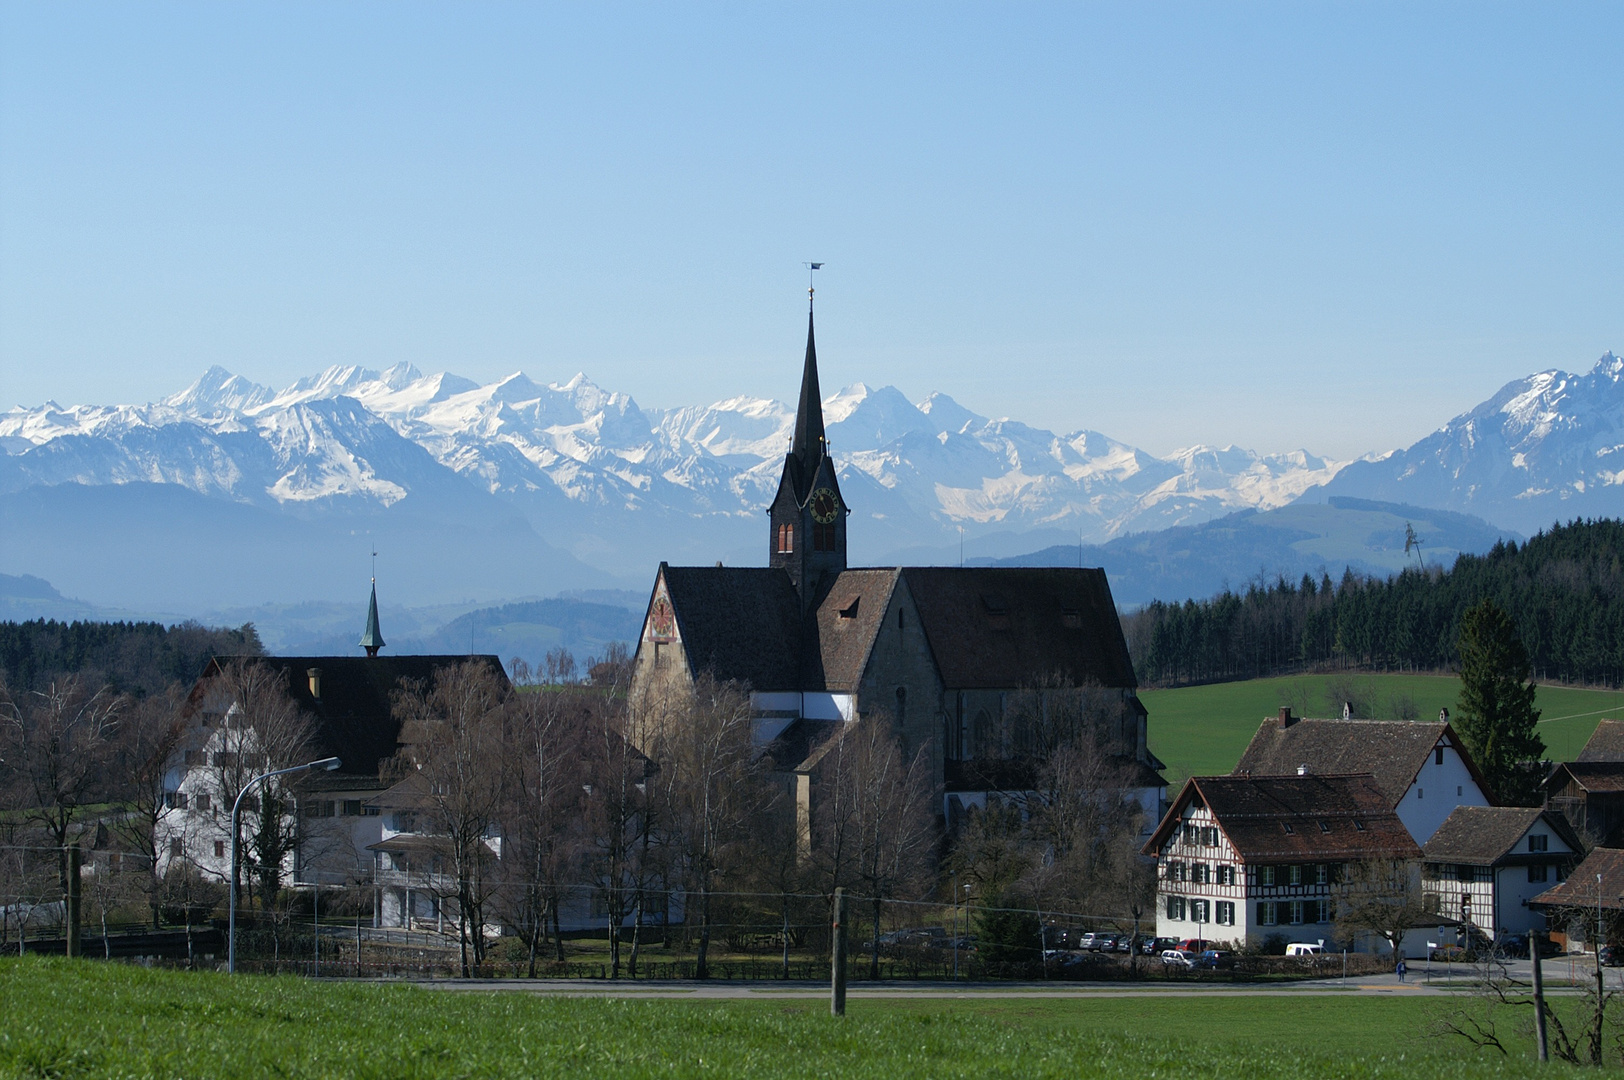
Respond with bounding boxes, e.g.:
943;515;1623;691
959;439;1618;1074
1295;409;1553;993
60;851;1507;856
776;523;794;554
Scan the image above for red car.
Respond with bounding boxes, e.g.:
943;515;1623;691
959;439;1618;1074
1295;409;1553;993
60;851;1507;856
1177;938;1214;953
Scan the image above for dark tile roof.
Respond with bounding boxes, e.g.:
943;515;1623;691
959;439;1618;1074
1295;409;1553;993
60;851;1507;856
1530;847;1624;911
1579;720;1624;763
900;567;1136;690
196;654;509;782
805;570;900;691
1233;719;1485;808
762;718;841;772
1547;761;1624;794
1144;774;1421;862
661;565;802;690
1422;806;1582;865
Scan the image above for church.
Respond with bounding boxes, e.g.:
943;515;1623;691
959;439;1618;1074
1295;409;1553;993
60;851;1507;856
628;299;1166;832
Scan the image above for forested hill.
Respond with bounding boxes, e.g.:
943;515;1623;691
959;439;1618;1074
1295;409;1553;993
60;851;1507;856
0;619;263;695
1123;518;1624;688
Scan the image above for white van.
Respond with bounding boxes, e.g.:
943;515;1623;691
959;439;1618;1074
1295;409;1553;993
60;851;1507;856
1285;943;1323;957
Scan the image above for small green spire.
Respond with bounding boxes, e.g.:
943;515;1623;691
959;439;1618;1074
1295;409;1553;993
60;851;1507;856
360;578;385;657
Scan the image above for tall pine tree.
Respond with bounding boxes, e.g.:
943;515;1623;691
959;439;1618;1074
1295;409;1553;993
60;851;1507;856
1454;599;1545;805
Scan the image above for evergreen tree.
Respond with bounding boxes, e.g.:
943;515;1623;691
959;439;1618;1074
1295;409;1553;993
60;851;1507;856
1454;599;1544;805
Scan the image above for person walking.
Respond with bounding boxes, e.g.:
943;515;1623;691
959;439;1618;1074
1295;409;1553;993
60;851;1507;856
1396;958;1407;983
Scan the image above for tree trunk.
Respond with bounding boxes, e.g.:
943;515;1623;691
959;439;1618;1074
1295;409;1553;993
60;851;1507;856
695;891;711;980
553;900;564;962
870;897;882;980
629;894;643;978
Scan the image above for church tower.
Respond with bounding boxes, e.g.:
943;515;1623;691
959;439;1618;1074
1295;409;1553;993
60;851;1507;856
768;301;848;601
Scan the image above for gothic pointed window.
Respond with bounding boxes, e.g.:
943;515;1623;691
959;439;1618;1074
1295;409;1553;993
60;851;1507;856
776;523;794;554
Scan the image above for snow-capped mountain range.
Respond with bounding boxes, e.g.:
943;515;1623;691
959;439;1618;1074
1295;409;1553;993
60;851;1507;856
1;352;1619;612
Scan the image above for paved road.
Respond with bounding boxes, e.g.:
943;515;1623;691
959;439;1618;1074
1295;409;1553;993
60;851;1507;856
404;956;1624;999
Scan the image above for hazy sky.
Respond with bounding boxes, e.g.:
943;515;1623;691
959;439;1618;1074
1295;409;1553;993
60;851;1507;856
2;3;1620;460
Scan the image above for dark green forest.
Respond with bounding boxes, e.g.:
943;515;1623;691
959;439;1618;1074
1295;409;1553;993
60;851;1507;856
1123;518;1624;688
0;619;263;694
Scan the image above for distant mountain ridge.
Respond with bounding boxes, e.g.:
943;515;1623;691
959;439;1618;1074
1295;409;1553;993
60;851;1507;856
2;350;1619;613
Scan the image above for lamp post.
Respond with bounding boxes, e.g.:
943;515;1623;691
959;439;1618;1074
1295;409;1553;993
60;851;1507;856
229;756;341;974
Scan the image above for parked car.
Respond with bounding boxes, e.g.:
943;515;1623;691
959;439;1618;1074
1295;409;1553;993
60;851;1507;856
1497;934;1563;959
1285;943;1322;957
1148;936;1181;955
1195;949;1234;970
1117;935;1146;954
1077;932;1103;951
1160;948;1196;968
1601;945;1624;967
1177;938;1214;953
1095;934;1122;952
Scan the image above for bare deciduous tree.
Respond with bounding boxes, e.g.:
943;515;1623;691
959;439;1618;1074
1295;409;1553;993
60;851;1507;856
393;660;511;977
1333;857;1429;958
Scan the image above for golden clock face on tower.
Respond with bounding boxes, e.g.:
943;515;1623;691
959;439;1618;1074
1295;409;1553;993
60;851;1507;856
810;487;840;524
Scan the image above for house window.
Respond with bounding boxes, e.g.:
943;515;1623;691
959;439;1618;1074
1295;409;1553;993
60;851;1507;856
184;750;202;767
343;800;362;816
1194;864;1211;885
1217;865;1235;886
1288;865;1303;886
776;524;794;554
1190;899;1210;923
1455;864;1473;883
1529;835;1549;853
213;751;237;768
195;793;211;812
214;841;225;858
1436;747;1445;766
1417;787;1424;800
1318;821;1332;833
1258;866;1276;887
163;791;187;810
1528;864;1549;883
1166;895;1186;921
363;806;380;817
1315;864;1329;886
1354;820;1366;831
169;837;183;857
1258;901;1278;926
1202;827;1219;846
1282;823;1294;834
1183;825;1198;845
1310;900;1329;923
1216;901;1235;926
1289;900;1305;925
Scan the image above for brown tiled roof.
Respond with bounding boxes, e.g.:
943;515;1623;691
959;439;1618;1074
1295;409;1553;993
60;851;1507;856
1233;718;1489;808
1422;806;1583;865
1144;774;1420;861
1578;720;1624;763
1530;847;1624;912
195;654;509;783
804;570;901;691
661;565;803;690
1547;761;1624;794
901;567;1136;690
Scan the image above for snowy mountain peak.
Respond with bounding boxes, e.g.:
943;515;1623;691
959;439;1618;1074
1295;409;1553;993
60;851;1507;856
163;366;274;414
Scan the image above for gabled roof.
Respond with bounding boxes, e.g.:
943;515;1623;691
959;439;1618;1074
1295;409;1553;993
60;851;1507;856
804;570;899;692
1233;718;1493;809
1422;806;1583;865
762;718;841;772
901;567;1135;690
660;565;802;690
1546;760;1624;795
1578;720;1624;762
192;654;509;782
1143;774;1420;861
1530;847;1624;912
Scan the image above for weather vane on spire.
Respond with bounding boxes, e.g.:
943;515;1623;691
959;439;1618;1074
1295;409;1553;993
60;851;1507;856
805;262;823;308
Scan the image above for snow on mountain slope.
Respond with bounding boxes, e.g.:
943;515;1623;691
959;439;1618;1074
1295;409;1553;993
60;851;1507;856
1307;353;1624;534
4;359;1368;578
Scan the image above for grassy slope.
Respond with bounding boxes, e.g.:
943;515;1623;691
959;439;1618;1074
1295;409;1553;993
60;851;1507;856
1143;674;1624;784
0;959;1576;1079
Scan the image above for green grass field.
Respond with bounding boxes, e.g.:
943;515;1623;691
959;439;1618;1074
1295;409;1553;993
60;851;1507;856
1143;673;1624;784
0;959;1584;1079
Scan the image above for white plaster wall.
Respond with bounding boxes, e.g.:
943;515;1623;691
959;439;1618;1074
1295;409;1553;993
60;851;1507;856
1397;743;1490;844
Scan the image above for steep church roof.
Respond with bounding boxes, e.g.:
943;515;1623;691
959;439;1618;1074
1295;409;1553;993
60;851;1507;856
660;565;803;690
901;567;1136;690
788;309;826;505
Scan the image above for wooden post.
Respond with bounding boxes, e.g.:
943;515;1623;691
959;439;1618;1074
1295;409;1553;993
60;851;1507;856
65;843;81;959
1532;931;1549;1063
831;888;847;1017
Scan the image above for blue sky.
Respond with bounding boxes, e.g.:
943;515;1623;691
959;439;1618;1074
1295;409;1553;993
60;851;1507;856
2;2;1620;459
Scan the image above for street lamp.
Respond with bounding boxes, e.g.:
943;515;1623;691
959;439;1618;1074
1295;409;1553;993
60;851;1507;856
229;756;341;973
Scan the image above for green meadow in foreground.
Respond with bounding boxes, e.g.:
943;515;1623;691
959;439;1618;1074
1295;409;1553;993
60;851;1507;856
1142;673;1624;782
0;958;1585;1079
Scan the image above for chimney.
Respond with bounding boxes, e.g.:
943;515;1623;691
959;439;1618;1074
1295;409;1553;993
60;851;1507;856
1297;763;1310;776
307;667;322;699
1342;701;1352;720
1440;707;1450;723
1278;707;1297;729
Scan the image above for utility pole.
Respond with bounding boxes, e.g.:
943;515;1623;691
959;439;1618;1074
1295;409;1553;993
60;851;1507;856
1532;931;1549;1062
830;888;847;1017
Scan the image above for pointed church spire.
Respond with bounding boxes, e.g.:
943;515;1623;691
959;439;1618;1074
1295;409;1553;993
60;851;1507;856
789;305;826;493
360;578;385;657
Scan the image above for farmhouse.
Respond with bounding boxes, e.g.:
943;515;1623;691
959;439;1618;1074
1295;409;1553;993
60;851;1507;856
1233;709;1493;843
627;302;1164;835
156;588;508;900
1545;720;1624;846
1420;805;1582;941
1143;773;1420;949
1530;847;1624;954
